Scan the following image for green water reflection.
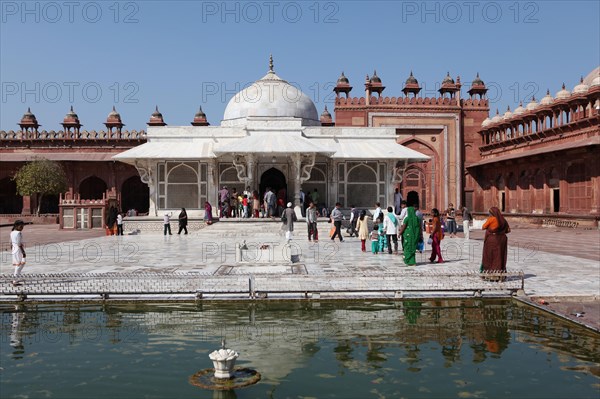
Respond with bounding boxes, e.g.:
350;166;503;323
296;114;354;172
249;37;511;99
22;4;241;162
1;299;599;399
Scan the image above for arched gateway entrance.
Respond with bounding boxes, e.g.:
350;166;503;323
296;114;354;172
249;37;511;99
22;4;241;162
259;168;287;202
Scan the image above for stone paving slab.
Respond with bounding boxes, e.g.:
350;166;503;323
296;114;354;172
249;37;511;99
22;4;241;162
0;221;598;300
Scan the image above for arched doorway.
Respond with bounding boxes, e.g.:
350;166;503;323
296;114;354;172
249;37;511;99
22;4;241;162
0;177;22;214
260;168;287;202
79;176;107;200
402;167;426;209
121;176;149;214
401;139;438;211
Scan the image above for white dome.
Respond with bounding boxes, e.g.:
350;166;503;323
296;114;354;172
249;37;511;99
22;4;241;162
583;66;599;86
555;83;571;99
540;90;554;105
573;78;589;94
491;110;502;124
514;102;526;115
481;117;491;127
526;97;538;111
222;70;319;126
503;107;513;120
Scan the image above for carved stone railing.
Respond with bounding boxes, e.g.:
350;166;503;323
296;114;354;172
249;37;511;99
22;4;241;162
1;270;524;301
0;130;146;141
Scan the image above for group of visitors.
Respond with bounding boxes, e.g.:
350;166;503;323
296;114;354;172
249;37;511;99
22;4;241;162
218;186;255;219
295;192;509;273
7;193;510;287
216;186;301;219
360;199;424;266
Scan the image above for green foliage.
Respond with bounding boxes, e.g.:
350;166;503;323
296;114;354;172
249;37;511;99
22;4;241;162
13;158;67;214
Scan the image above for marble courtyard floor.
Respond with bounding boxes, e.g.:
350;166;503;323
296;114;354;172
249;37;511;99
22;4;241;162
0;222;598;329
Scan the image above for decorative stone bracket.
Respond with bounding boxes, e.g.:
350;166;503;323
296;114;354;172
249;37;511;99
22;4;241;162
299;153;316;184
231;154;256;188
232;155;248;183
392;160;407;183
135;159;157;216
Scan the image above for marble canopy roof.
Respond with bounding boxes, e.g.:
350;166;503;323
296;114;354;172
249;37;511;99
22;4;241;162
113;123;430;163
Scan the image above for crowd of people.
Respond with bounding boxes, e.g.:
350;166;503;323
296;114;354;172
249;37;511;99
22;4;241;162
9;186;509;285
97;189;510;273
290;192;509;272
213;186;327;221
9;191;510;286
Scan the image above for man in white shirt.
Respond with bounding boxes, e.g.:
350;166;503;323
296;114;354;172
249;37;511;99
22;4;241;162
117;213;124;236
330;202;344;242
372;202;382;222
11;220;26;286
382;207;399;254
163;212;172;235
398;201;408;224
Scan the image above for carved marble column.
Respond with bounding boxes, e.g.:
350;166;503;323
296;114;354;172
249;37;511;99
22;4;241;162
207;159;217;208
330;160;339;207
246;154;256;191
291;153;302;207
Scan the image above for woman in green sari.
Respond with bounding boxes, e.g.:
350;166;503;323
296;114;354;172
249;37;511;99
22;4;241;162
398;206;421;265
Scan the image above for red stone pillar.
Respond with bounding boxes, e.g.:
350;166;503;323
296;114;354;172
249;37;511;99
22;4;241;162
591;163;600;214
21;195;32;215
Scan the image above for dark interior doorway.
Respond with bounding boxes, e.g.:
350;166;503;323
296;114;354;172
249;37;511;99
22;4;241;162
553;189;560;213
0;177;22;214
500;192;506;212
260;168;287;202
121;176;149;213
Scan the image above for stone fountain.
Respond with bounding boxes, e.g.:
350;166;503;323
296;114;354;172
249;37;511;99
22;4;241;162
209;339;239;379
189;338;261;391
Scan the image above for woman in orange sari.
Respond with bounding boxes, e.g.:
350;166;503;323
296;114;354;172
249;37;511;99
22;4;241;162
481;207;511;273
428;208;444;263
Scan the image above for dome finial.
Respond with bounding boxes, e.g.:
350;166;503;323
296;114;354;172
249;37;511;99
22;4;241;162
269;54;274;72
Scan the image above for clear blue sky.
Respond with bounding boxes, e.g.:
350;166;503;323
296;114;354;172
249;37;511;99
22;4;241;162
1;0;598;130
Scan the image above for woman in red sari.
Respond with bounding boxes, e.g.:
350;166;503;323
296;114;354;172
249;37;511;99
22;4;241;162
481;207;511;273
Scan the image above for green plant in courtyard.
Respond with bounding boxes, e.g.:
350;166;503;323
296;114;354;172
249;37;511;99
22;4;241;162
13;157;68;215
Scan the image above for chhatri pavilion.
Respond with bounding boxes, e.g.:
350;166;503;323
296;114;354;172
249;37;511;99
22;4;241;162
114;58;429;216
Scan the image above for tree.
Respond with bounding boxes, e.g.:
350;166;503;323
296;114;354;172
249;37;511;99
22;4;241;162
13;158;68;215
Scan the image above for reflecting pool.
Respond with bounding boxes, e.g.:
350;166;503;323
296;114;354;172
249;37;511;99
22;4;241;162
1;300;599;398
